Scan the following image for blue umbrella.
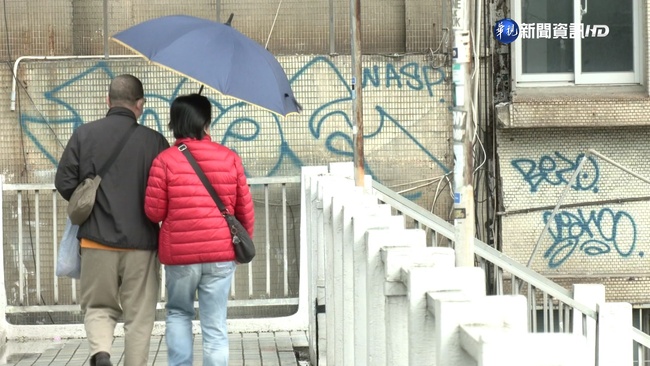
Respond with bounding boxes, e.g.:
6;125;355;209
110;14;301;117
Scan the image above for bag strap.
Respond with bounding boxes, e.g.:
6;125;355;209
178;143;229;215
97;123;139;177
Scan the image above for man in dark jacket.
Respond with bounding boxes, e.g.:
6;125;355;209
55;74;169;366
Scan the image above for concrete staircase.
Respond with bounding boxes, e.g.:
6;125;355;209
301;164;632;366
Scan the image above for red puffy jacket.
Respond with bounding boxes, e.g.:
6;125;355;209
144;136;255;265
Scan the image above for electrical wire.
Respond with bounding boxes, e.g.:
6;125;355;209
473;122;488;173
469;26;487;176
430;172;453;212
428;172;453;246
265;0;283;50
468;0;493;243
394;175;448;195
390;176;445;189
480;0;497;248
427;27;449;69
4;59;66;149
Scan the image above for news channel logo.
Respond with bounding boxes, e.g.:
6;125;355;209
493;18;519;44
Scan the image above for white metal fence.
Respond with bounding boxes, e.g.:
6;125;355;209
0;175;303;326
371;179;650;365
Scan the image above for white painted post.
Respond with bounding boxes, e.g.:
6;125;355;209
319;176;334;365
313;176;328;364
381;246;456;366
301;166;329;364
325;166;361;366
432;293;527;366
597;302;632;366
320;175;353;365
460;327;589;366
351;200;395;365
404;267;486;366
365;228;427;366
328;161;355;178
461;326;519;366
385;283;409;366
339;187;376;365
573;284;605;366
329;182;349;366
311;165;364;364
0;176;7;344
317;178;379;365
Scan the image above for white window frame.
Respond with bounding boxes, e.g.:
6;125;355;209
512;0;642;86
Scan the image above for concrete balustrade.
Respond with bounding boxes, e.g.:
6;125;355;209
365;229;451;366
405;267;486;365
302;165;329;363
350;204;399;365
597;302;632;366
301;164;631;365
432;293;528;366
319;174;351;366
572;284;633;366
459;326;589;366
383;246;456;366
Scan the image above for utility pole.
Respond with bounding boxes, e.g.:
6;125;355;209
350;0;365;187
451;0;475;267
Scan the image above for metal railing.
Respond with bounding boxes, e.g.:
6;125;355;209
371;179;650;364
0;176;301;319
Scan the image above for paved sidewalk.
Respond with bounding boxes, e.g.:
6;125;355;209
0;331;309;365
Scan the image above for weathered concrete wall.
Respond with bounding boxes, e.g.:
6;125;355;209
0;0;447;59
0;1;457;326
493;0;650;305
0;0;453;208
7;56;453;210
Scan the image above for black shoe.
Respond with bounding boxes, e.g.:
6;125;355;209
91;352;112;366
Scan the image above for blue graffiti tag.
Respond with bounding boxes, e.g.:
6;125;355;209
512;152;599;193
543;208;638;268
18;56;450;201
361;62;444;97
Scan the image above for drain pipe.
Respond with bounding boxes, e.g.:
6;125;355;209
10;55;141;111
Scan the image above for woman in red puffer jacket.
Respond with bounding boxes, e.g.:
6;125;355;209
144;93;254;366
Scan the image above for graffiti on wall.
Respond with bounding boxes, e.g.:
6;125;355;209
19;57;450;197
511;151;600;193
512;151;642;269
542;208;639;268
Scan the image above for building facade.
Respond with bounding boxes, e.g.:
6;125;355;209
1;0;648;321
495;0;650;306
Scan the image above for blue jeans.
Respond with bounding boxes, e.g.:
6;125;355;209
165;261;236;366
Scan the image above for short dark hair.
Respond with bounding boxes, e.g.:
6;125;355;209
108;74;144;106
168;94;212;139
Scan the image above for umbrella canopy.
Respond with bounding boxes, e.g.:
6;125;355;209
110;15;301;117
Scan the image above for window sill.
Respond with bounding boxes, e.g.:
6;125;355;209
496;85;650;129
512;85;648;102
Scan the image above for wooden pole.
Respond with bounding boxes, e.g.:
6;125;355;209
350;0;365;186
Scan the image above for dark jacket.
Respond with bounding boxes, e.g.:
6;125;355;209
55;107;170;250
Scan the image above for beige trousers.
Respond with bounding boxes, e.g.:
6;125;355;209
80;248;160;366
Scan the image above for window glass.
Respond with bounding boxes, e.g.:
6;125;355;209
581;0;633;73
522;0;573;74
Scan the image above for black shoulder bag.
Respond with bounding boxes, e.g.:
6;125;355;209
178;143;256;264
67;123;139;225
